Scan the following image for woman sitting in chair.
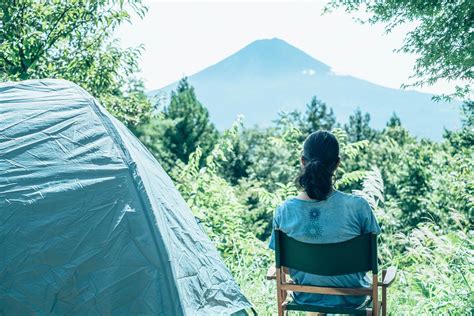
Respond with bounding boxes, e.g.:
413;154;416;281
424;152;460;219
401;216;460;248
269;130;381;309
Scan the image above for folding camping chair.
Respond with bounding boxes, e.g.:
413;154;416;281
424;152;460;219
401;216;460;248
266;230;397;316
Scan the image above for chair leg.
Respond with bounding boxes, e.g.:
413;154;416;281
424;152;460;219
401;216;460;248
277;290;283;316
382;285;387;316
382;269;387;316
372;274;379;316
276;268;284;316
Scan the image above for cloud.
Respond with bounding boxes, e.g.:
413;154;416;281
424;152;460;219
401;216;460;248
301;69;316;76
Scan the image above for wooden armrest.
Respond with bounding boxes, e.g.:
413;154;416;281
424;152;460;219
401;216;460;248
266;266;291;280
266;266;276;280
382;266;397;287
266;266;291;281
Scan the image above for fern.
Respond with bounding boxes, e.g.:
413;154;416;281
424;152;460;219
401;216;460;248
352;166;384;211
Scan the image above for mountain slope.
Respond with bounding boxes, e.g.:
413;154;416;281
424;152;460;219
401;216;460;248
149;38;460;140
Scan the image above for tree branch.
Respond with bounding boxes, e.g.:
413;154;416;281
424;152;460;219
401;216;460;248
28;4;72;67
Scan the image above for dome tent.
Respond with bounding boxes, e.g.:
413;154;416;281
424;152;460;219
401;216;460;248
0;79;251;315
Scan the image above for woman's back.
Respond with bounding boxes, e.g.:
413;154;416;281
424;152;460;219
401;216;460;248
269;190;380;307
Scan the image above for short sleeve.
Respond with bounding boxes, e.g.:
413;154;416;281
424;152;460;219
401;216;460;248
268;205;282;250
359;198;381;235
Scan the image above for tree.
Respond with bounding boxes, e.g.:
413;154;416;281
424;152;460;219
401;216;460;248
0;0;151;126
384;112;410;145
216;130;252;185
386;112;402;128
162;78;218;167
444;100;474;150
326;0;473;100
276;96;337;140
344;109;376;142
302;96;337;133
133;112;176;171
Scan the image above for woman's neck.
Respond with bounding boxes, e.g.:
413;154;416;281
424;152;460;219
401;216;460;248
297;188;335;201
297;191;313;201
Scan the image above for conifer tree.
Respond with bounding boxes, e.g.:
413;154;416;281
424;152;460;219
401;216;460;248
344;109;376;142
163;78;218;166
303;96;337;133
383;112;410;145
386;112;402;128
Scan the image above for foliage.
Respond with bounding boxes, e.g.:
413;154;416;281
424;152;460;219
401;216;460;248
444;101;474;151
168;114;472;314
344;108;377;142
133;112;177;170
170;124;274;313
0;0;152;126
282;96;337;136
386;112;402;128
356;168;473;314
215;117;252;185
389;221;473;314
325;0;474;100
163;78;217;167
134;78;218;171
383;113;411;145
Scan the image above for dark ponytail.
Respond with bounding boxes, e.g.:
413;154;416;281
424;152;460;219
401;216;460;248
297;130;340;200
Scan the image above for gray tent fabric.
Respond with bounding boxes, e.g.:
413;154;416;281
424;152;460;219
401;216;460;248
0;79;252;315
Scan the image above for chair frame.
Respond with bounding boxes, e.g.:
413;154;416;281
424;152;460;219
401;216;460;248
267;229;397;316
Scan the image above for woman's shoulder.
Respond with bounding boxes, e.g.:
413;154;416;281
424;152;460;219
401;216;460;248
275;196;311;215
334;190;368;203
333;191;373;217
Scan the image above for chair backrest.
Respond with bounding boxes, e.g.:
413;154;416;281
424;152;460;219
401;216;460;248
275;230;377;276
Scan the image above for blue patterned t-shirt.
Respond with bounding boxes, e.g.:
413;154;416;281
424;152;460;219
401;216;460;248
268;190;381;307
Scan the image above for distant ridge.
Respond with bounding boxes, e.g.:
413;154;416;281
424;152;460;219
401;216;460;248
149;38;460;140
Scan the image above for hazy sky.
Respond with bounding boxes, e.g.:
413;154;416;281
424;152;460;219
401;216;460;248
116;0;457;95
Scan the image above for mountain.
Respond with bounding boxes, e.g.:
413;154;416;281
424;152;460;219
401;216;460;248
149;38;460;140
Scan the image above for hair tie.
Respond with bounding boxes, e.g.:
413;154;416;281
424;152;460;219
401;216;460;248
304;156;319;163
309;159;332;168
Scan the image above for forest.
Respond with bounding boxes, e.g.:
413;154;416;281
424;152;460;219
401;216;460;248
0;0;472;314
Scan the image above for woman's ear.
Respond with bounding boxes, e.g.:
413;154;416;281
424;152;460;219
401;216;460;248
335;158;341;170
300;156;305;167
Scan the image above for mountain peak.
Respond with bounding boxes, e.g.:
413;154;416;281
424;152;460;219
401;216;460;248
201;37;331;78
246;37;292;47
